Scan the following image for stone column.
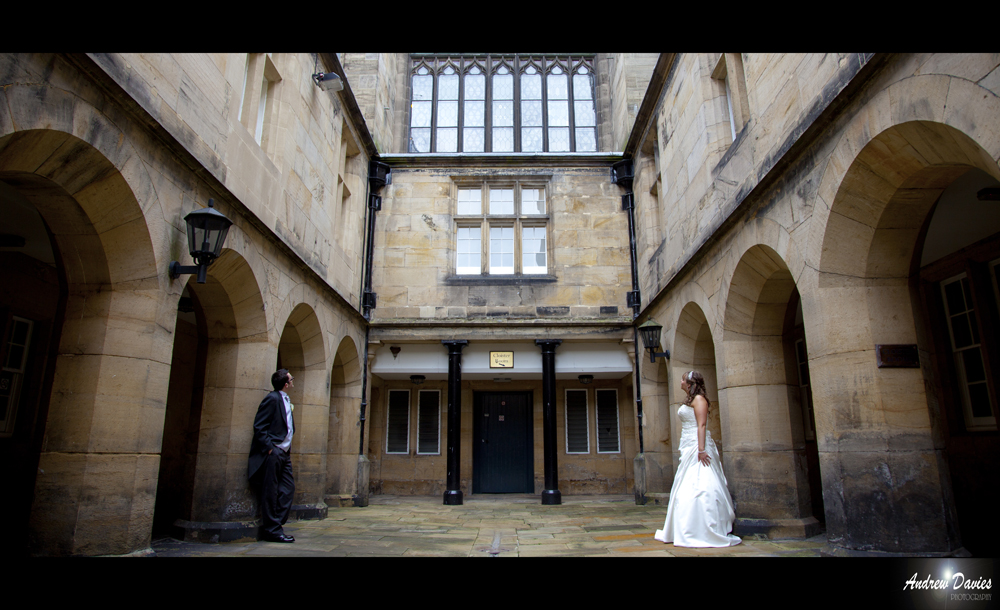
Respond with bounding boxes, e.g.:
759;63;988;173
442;340;468;505
536;339;562;505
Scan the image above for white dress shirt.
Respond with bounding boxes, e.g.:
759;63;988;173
277;390;294;451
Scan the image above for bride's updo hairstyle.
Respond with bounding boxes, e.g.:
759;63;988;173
682;370;709;407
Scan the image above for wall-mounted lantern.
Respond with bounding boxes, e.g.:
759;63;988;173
578;375;594;384
637;318;670;363
169;198;233;284
410;375;425;385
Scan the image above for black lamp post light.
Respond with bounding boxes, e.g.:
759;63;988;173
169;198;233;284
637;318;670;363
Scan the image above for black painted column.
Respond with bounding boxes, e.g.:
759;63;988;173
535;339;562;505
442;340;468;505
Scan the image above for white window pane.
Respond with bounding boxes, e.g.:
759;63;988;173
437;128;457;152
457;226;481;274
493;100;513;127
521;100;542;126
439;72;458;100
547;72;568;99
490;226;514;274
522;72;542;99
493;72;513;99
575;128;596;152
522;226;546;274
465;73;485;100
492;127;513;152
409;128;430;153
490;189;513;215
574;100;595;126
522;128;542;152
438;100;458;127
458;189;481;215
522;189;545;214
411;101;432;127
465;100;484;127
412;73;433;101
463;128;484;152
548;127;569;152
573;73;593;100
548;100;569;126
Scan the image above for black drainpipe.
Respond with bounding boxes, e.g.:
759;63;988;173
357;160;390;460
612;159;644;455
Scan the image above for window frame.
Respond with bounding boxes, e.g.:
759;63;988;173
453;180;550;277
0;315;33;437
408;55;598;154
416;389;441;455
564;388;590;454
385;389;411;454
595;388;621;454
940;271;997;431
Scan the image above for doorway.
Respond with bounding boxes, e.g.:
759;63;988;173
473;391;533;493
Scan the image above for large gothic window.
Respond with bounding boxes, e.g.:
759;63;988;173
408;55;597;153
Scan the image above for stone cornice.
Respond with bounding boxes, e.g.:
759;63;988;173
378;152;624;169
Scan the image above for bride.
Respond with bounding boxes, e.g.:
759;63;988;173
655;370;741;547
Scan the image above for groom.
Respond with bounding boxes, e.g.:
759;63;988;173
248;368;296;543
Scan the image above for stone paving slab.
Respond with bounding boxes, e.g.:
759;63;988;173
151;494;833;558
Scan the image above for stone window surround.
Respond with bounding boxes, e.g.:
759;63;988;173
449;177;553;280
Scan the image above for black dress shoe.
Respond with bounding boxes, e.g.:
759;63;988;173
263;533;294;543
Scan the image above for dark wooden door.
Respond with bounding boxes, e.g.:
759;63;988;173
473;391;533;493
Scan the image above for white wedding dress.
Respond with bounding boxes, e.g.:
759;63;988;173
654;404;741;547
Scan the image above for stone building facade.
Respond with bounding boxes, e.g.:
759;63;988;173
1;52;996;556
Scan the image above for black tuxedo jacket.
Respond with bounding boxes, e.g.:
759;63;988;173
248;390;293;480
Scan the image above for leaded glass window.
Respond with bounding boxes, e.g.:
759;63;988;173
409;55;597;153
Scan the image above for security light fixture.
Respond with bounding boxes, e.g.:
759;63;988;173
390;346;401;359
637;318;670;363
410;375;425;385
169;199;233;284
578;375;594;384
312;71;343;92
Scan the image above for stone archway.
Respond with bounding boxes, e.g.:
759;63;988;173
812;82;1000;553
0;129;163;556
177;248;270;536
671;302;722;468
276;302;328;519
327;335;362;503
721;244;820;539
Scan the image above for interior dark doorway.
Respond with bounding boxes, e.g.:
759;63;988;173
473;391;534;493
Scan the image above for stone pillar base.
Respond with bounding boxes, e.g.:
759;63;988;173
733;516;822;540
645;493;670;506
172;519;260;543
325;494;358;508
290;503;328;521
354;454;370;507
633;453;647;505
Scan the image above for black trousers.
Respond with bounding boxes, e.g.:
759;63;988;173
258;447;295;537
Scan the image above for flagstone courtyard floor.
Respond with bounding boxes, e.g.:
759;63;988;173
151;494;831;557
